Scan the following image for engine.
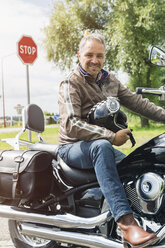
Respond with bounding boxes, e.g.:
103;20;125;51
125;172;165;215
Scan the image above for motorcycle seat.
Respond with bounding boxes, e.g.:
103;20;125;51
29;142;97;186
30;142;59;159
57;156;97;187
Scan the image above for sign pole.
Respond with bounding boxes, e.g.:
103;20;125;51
26;64;31;141
26;64;30;104
1;58;6;127
17;35;38;142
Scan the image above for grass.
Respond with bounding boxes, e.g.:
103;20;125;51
0;124;164;155
0;126;59;150
118;124;165;154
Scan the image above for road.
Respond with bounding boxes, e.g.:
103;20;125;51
0;127;21;133
0;218;14;247
0;124;58;134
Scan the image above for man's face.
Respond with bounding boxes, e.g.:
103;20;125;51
78;39;105;79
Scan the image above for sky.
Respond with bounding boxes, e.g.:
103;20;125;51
0;0;66;117
0;0;128;118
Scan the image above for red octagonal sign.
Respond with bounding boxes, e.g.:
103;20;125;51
17;35;37;65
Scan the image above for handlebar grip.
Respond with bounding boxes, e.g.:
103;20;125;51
136;87;162;95
136;88;143;94
127;131;136;147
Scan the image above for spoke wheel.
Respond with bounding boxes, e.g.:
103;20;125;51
8;220;88;248
9;220;63;248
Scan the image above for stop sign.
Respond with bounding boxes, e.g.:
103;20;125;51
17;35;37;65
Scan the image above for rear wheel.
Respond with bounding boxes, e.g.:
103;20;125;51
9;220;60;248
8;220;88;248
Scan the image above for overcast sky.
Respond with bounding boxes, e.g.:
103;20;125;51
0;0;67;117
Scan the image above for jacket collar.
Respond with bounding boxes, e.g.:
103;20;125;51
77;64;109;85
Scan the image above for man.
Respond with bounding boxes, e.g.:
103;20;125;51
58;33;164;247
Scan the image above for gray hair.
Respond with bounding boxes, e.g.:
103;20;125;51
79;33;106;53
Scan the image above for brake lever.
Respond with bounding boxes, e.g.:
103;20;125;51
127;129;136;147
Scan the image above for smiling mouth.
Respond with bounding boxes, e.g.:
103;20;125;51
90;66;98;70
88;62;100;68
89;65;100;70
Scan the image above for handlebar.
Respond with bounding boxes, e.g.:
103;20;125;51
136;87;165;96
136;86;165;101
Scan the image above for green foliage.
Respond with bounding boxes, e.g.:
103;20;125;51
44;1;82;69
106;0;165;73
44;0;165;71
44;0;165;126
44;111;55;116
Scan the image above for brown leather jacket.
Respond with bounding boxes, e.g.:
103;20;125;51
58;65;165;145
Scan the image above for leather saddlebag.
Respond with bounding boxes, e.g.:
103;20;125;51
0;150;53;200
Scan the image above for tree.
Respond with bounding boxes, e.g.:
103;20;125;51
44;0;165;126
106;0;165;126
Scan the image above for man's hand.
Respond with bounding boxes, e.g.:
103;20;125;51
112;129;131;146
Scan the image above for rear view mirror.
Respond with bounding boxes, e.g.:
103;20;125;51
149;46;165;67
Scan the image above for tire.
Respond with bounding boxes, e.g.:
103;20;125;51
8;220;88;248
8;220;62;248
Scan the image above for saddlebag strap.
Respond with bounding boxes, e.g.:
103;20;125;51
12;150;29;198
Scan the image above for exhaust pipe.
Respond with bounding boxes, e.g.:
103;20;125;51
1;205;165;247
0;205;111;229
21;223;123;248
20;223;165;248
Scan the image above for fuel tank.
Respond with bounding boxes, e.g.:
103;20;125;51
117;133;165;178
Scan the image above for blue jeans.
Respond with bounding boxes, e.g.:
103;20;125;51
58;139;132;222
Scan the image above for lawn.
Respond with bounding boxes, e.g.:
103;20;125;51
0;126;59;150
118;125;165;155
0;124;164;155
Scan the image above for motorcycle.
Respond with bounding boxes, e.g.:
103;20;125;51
0;46;165;248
